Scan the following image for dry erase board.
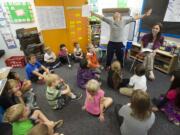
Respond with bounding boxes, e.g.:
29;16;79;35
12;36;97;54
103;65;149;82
140;0;180;38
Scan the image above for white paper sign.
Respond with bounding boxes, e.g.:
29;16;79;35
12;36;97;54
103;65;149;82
163;0;180;22
36;6;66;30
15;9;25;16
82;4;91;17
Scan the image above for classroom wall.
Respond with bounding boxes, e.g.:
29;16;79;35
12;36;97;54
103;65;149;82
0;0;39;66
34;0;89;54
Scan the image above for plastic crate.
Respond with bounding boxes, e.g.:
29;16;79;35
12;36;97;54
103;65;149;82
5;56;26;68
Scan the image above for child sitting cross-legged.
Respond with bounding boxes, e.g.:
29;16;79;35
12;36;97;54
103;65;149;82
107;61;129;90
25;54;50;83
44;47;61;69
4;104;63;135
45;74;82;110
77;58;100;89
115;90;155;135
86;44;103;73
152;69;180;126
82;79;113;122
58;44;72;65
73;42;83;62
119;64;147;96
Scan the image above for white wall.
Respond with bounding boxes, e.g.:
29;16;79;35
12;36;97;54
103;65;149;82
0;0;39;66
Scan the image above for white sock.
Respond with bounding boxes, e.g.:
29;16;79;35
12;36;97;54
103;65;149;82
70;93;76;99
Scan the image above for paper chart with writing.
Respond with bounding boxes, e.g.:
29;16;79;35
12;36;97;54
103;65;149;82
36;6;66;30
164;0;180;22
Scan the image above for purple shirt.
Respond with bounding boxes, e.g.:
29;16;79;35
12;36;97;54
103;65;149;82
141;33;164;50
77;68;97;89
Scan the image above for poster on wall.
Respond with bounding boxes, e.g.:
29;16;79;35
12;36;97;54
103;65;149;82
163;0;180;22
36;6;66;30
0;5;6;27
1;32;17;49
4;2;34;23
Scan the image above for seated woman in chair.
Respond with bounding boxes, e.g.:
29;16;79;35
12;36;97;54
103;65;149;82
141;23;164;80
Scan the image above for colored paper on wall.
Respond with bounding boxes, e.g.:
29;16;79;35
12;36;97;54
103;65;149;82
4;2;34;23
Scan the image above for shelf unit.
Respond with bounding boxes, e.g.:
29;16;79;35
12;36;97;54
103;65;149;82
89;21;101;46
130;43;178;74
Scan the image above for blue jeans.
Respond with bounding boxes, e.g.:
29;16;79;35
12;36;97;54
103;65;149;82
106;41;124;67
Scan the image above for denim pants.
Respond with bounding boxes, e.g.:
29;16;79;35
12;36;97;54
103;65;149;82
106;41;124;67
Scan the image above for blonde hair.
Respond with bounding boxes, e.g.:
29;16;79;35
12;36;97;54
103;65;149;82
45;73;59;86
111;61;122;89
7;79;19;90
87;44;94;51
86;79;100;92
28;123;49;135
44;47;50;52
130;90;151;121
4;104;24;123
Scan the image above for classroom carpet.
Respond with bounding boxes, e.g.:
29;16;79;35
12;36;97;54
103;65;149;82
13;60;180;135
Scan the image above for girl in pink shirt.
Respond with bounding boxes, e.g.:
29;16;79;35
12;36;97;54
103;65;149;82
82;79;113;122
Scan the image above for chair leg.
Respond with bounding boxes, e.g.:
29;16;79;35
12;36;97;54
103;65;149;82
130;57;137;72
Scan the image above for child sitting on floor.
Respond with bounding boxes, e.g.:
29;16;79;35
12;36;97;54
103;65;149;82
58;44;71;64
119;64;147;96
86;44;102;72
73;42;83;62
77;59;100;89
25;54;50;83
107;61;129;90
8;71;32;93
44;47;61;69
4;104;63;135
82;79;113;122
45;74;82;110
115;90;155;135
7;79;37;109
152;69;180;126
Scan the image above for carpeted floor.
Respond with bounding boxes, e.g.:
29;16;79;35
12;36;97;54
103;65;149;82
14;60;180;135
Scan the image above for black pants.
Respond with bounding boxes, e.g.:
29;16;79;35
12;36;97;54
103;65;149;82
30;70;44;82
106;41;124;67
45;59;61;69
114;104;124;126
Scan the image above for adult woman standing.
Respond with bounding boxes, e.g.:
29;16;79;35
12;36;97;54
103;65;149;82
91;9;152;69
141;23;164;80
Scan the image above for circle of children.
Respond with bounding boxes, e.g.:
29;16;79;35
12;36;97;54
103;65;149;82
1;40;179;135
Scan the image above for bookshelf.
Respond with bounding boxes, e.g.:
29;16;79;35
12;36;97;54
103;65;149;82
90;21;101;46
130;43;178;74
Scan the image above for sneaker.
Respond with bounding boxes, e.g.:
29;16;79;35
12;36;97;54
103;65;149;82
71;93;82;101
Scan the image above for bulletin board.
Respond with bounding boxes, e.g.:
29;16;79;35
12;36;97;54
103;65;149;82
4;2;34;23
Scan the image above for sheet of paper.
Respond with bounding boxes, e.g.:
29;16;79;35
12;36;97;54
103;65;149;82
163;0;180;22
36;6;66;30
82;4;91;17
15;9;25;16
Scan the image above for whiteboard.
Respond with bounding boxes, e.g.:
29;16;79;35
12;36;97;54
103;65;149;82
163;0;180;22
100;16;135;45
36;6;66;30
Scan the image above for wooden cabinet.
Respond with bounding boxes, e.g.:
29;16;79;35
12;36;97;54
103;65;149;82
130;43;178;74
